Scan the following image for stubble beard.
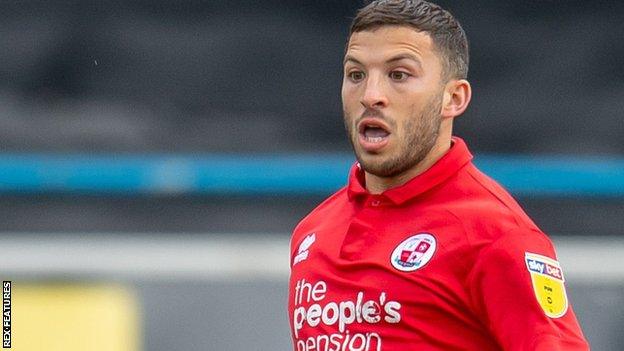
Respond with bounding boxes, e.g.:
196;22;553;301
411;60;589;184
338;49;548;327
344;95;443;178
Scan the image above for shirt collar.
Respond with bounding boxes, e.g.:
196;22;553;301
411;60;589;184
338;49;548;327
347;137;473;205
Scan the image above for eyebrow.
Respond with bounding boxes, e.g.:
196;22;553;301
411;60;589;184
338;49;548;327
343;53;423;70
387;54;423;70
343;55;362;66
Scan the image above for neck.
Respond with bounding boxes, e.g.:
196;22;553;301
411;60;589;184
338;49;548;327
364;134;453;195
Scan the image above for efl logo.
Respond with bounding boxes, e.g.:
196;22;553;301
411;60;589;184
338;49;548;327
525;253;568;318
2;281;10;349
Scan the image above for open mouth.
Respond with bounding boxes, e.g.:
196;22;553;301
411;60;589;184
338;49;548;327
357;118;391;151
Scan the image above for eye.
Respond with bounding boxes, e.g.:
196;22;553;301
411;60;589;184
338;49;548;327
348;71;365;82
389;71;410;81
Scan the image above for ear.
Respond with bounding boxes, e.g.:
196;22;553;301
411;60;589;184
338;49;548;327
441;79;472;119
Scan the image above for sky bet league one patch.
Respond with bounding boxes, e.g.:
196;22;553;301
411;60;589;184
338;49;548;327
525;252;569;318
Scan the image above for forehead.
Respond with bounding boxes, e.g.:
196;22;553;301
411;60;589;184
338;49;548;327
345;26;436;64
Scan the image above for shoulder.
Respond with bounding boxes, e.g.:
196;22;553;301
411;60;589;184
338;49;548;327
478;227;557;264
290;186;349;246
442;163;542;242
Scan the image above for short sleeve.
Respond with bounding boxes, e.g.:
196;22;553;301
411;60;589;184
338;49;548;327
467;228;589;350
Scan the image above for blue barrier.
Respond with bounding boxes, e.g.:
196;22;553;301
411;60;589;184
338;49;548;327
0;153;622;197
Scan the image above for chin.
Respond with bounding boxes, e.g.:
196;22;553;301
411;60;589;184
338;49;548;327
357;157;396;178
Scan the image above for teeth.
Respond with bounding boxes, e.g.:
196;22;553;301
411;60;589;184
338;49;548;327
366;136;384;143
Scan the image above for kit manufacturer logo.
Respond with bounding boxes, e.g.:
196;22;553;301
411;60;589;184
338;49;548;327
293;233;316;266
390;233;436;272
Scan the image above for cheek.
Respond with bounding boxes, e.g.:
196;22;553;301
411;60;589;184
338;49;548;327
394;106;419;136
340;79;349;99
341;83;359;106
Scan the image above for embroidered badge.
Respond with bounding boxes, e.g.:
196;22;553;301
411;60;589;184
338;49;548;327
390;233;436;272
525;252;569;318
293;233;316;266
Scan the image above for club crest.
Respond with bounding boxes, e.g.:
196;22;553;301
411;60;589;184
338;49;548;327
390;233;436;272
525;252;568;318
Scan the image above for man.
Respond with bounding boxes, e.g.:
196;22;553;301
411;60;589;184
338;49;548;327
288;0;589;350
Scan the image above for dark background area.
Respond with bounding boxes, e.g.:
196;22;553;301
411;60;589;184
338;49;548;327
0;0;622;234
0;195;622;236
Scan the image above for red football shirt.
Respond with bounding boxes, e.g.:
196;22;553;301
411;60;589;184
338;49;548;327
288;137;589;351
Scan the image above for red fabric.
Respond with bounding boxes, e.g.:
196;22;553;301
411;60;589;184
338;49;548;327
288;137;589;351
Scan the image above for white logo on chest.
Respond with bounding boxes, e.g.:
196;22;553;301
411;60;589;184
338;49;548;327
293;233;316;266
390;233;437;272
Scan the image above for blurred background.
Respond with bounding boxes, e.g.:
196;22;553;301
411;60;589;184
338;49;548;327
0;0;623;350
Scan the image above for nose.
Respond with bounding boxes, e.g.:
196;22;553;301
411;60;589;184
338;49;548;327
360;74;389;109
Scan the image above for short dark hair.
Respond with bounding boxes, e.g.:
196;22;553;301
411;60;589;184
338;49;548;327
349;0;469;80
